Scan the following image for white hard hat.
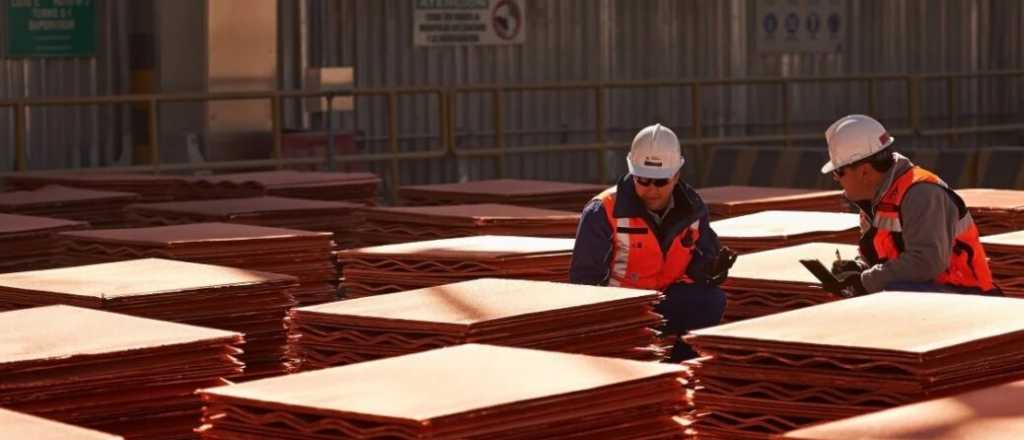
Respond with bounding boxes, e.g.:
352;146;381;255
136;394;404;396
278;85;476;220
628;123;684;179
820;114;895;174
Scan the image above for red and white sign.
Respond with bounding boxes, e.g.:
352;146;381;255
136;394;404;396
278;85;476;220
414;0;527;47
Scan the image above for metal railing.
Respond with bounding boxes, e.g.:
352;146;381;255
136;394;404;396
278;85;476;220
3;69;1023;188
0;86;449;172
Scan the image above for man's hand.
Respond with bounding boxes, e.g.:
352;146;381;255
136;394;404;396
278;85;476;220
706;247;738;285
831;259;864;275
837;271;867;297
822;271;867;298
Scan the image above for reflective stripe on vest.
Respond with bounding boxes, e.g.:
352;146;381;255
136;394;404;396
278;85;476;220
596;188;697;290
611;217;631;282
861;166;996;292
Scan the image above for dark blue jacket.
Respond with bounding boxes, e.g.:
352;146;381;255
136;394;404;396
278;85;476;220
569;174;721;287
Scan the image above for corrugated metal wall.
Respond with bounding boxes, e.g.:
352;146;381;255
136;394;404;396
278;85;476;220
2;1;1022;178
0;1;131;172
309;0;1024;188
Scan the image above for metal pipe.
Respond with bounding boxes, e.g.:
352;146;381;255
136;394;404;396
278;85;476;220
271;95;283;167
594;86;608;184
438;90;451;155
867;78;877;116
326;93;337;172
2;70;1022;108
947;77;957;144
446;91;457;156
362;116;965;143
781;82;791;148
447;73;924;93
919;123;1024;136
441;71;1024;94
147;99;159;172
908;76;920;134
0;88;356;106
493;88;505;178
455;142;630;157
298;0;310;129
387;92;400;201
0;124;994;177
14;104;27;171
0;152;441;175
918;69;1024;80
691;84;704;185
5;70;1024;178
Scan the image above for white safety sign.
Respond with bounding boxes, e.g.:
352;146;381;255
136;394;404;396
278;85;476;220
756;0;846;53
414;0;526;47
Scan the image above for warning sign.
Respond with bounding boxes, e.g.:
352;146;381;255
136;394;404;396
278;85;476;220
414;0;526;47
756;0;846;53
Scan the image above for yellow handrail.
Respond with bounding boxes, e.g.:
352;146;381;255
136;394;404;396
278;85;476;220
3;70;1023;189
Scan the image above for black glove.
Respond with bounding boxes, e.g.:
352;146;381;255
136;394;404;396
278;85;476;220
705;246;738;286
831;259;864;275
822;271;867;298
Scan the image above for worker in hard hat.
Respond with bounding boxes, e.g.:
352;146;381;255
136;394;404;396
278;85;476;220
822;114;999;297
570;123;735;362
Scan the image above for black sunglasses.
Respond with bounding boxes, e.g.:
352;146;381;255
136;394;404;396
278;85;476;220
832;162;859;178
634;176;671;187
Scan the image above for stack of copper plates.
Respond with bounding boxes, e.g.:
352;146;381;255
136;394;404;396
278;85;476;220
0;258;297;379
0;305;243;440
697;186;847;220
337;235;575;298
58;223;339;305
1;408;123;440
784;379;1024;439
955;188;1024;235
0;213;88;273
398;179;607;211
354;203;580;245
711;210;860;254
0;185;139;228
187;170;380;204
125;196;363;248
980;230;1024;298
287;278;665;370
199;344;688;440
684;291;1024;440
722;242;859;321
4;172;189;202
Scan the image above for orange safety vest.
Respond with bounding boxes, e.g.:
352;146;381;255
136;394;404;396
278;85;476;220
860;166;996;292
595;187;699;290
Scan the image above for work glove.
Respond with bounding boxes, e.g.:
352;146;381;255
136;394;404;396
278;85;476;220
821;271;867;298
831;259;865;275
705;246;738;286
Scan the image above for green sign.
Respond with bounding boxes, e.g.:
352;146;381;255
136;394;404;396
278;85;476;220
6;0;96;57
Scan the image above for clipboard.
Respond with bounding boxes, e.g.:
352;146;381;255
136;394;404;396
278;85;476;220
799;259;839;285
799;259;855;298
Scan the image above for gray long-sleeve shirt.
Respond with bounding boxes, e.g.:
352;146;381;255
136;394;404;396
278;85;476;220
858;154;961;292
